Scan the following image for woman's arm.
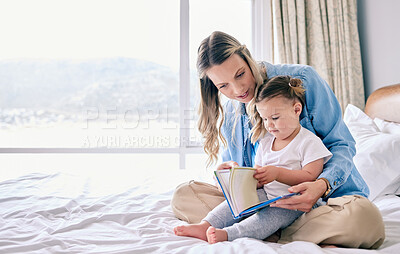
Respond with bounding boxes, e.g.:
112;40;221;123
300;66;357;197
271;66;360;211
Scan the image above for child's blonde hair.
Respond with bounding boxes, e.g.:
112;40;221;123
250;75;305;143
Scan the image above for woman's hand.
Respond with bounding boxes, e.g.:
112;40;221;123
214;161;239;191
271;179;327;212
253;166;279;186
216;161;239;171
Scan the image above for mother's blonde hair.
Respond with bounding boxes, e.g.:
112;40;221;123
197;31;266;165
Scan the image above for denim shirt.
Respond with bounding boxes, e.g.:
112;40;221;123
220;62;369;200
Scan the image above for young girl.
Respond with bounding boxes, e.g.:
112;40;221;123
174;76;332;243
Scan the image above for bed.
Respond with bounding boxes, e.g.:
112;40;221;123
1;84;400;254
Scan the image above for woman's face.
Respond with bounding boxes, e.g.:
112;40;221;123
206;54;256;103
256;96;302;141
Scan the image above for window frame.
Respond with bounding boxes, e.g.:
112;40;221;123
0;0;271;170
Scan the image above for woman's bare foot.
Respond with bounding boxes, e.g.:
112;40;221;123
320;244;338;248
173;221;210;241
206;226;228;244
264;232;280;243
264;229;281;243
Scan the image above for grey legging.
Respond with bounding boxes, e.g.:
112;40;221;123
203;189;304;241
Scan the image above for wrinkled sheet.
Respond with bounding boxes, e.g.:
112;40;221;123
0;170;399;254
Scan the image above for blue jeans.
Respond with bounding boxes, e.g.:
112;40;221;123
203;189;304;241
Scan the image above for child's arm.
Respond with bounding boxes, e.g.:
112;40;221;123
253;159;324;186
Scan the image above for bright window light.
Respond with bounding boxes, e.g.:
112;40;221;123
0;0;180;149
0;0;253;171
188;0;252;141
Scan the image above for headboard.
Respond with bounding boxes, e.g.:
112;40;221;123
364;84;400;123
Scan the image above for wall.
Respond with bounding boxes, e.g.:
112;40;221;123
358;0;400;100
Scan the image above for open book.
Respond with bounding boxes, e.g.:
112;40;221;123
214;167;298;219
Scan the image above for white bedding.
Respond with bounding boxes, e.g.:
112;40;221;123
1;168;400;254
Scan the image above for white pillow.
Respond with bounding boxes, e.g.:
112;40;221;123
374;117;400;134
344;104;400;201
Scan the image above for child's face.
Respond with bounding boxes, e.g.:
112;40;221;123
256;96;302;140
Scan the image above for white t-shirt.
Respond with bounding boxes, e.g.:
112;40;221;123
255;126;332;200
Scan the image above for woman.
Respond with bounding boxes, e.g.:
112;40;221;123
171;31;384;248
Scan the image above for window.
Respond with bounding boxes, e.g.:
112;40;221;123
0;0;254;171
0;0;180;149
188;0;253;143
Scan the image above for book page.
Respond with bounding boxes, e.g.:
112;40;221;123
229;168;259;214
215;169;230;194
214;170;236;214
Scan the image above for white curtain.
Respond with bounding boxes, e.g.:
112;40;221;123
271;0;365;110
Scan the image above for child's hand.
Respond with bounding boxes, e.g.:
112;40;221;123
253;165;279;186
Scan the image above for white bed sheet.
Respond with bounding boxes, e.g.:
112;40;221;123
1;170;399;254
